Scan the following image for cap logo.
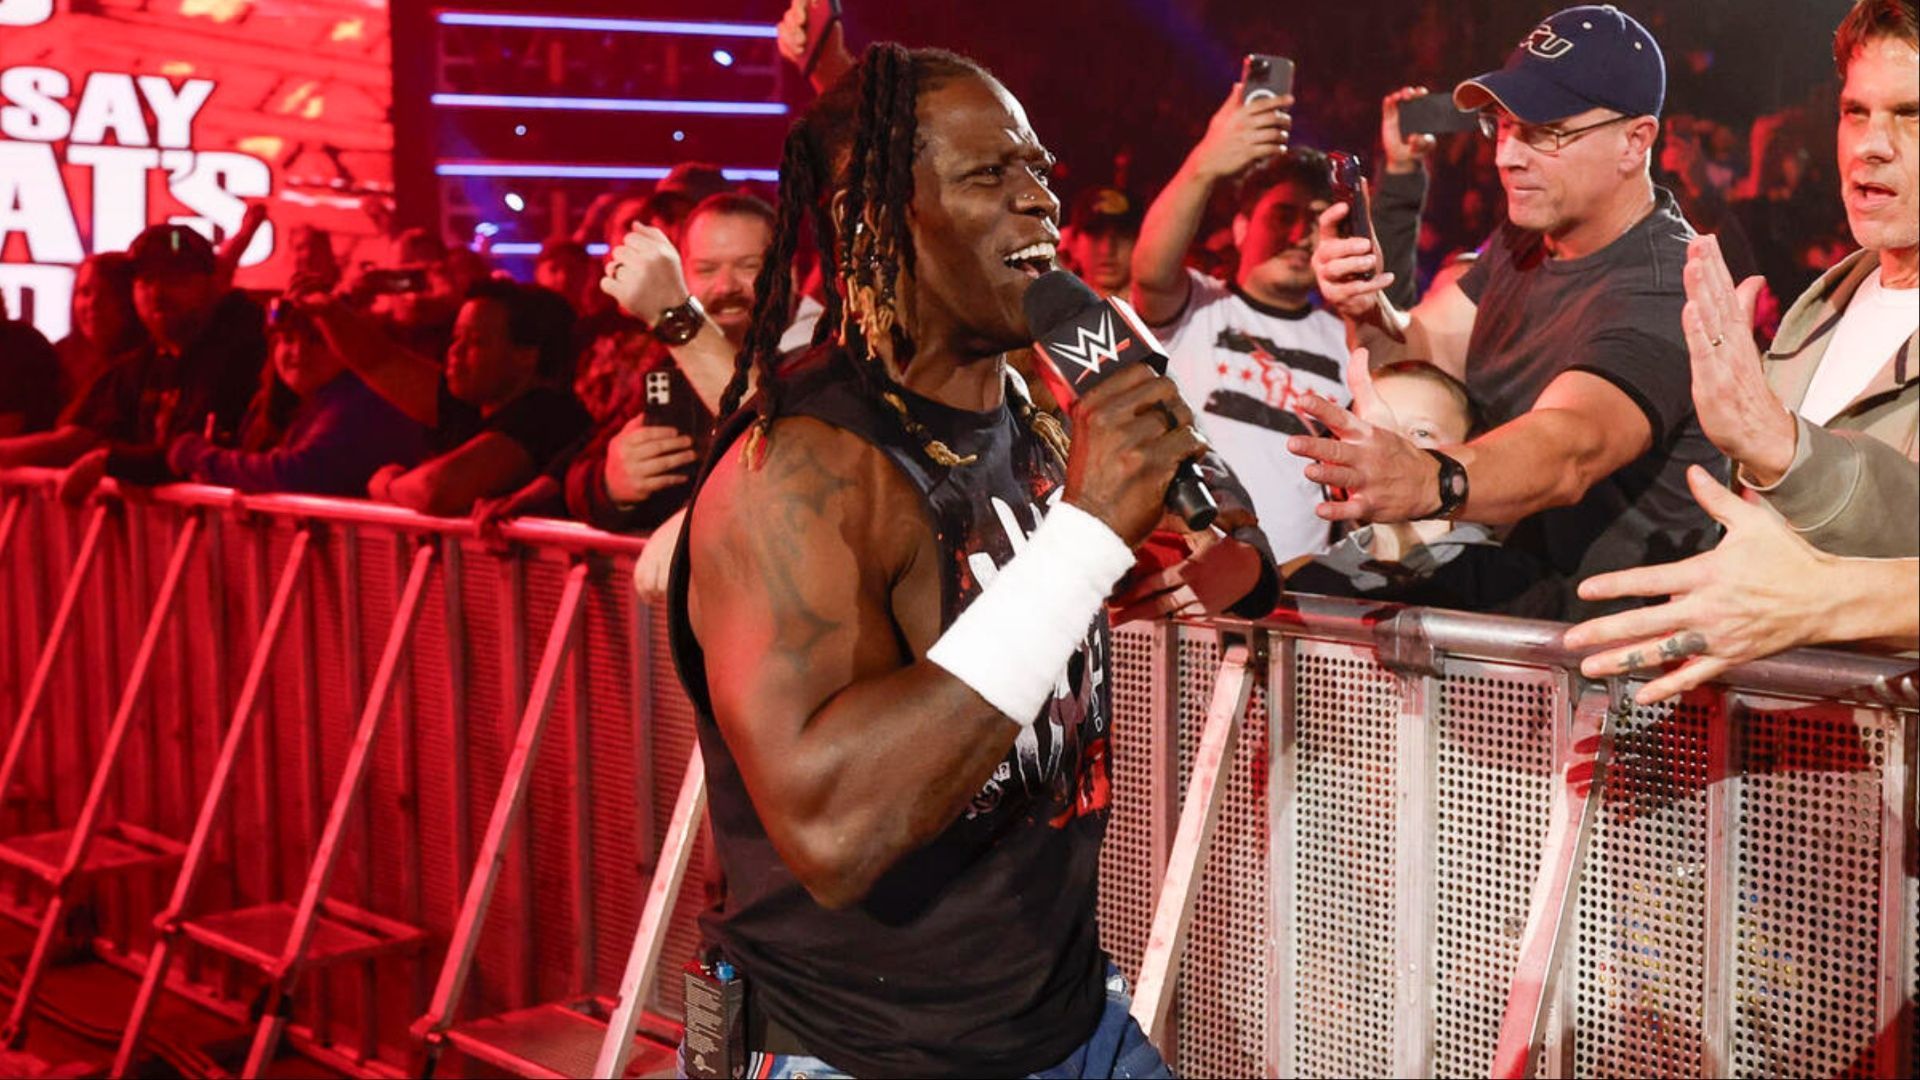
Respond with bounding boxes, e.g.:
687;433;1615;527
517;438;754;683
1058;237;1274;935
1522;23;1575;60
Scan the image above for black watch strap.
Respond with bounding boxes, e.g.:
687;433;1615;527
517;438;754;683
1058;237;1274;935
1425;448;1469;520
651;295;705;345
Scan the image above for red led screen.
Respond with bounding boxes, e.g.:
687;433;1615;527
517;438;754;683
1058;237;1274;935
0;0;394;340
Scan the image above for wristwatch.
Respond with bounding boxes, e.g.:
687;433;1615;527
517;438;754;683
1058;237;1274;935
650;295;706;345
1425;449;1469;519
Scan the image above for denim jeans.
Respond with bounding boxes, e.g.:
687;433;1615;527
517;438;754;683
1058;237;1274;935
676;963;1177;1079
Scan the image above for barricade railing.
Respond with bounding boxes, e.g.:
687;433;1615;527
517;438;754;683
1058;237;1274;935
1097;605;1917;1079
1;467;1916;1078
0;469;694;1077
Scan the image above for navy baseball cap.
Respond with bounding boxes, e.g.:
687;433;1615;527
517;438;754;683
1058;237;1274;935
1454;5;1666;124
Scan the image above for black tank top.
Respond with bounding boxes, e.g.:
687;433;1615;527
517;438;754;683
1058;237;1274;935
666;349;1113;1077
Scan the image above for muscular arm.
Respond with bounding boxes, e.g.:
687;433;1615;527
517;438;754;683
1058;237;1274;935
1129;163;1211;325
1452;370;1654;524
686;418;1018;909
382;432;534;516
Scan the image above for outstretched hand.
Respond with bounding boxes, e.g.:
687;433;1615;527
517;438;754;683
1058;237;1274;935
1564;465;1834;704
1680;234;1797;483
1285;355;1438;525
634;507;686;602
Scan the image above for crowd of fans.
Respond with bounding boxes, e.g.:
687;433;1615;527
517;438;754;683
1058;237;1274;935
0;0;1912;690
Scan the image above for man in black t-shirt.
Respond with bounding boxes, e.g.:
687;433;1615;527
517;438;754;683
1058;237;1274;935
299;280;590;516
1301;4;1723;620
0;225;267;498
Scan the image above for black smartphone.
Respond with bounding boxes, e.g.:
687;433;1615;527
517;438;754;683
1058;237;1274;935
801;0;843;78
363;267;430;294
1240;54;1294;104
1397;92;1479;135
1327;151;1377;278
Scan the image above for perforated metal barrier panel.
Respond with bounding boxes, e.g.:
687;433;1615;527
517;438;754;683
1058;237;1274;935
1088;615;1914;1079
1098;622;1162;996
1286;639;1403;1078
1432;662;1557;1077
0;475;1913;1078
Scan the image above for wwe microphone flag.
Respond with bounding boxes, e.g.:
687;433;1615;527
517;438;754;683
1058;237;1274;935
1024;270;1219;528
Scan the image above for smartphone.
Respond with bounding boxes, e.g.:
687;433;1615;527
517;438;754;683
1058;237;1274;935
801;0;843;78
362;267;430;294
265;296;311;334
1240;54;1294;104
1397;92;1479;135
1326;151;1377;278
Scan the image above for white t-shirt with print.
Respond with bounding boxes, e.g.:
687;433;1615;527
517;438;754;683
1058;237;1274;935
1152;269;1351;561
1799;267;1918;426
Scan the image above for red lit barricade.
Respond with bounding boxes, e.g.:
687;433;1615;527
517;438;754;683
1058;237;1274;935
1;469;1917;1078
0;470;701;1077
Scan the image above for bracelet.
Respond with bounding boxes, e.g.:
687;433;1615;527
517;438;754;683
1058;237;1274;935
926;501;1135;725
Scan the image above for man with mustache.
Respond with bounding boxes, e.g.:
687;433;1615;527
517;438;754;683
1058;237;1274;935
1131;88;1352;563
559;194;774;541
1305;5;1722;620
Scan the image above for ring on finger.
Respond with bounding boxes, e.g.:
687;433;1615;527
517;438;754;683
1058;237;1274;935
1708;333;1725;348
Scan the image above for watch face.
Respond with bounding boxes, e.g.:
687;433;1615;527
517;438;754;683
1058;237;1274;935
1447;473;1468;498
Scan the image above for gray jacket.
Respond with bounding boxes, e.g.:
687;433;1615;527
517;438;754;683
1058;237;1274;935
1752;248;1918;557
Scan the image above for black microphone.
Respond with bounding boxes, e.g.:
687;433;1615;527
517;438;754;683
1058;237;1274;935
1023;270;1218;530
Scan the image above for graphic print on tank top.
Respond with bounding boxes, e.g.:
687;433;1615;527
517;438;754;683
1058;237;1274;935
953;487;1112;830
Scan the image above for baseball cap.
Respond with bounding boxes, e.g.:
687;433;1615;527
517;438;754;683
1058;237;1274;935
127;224;217;278
1066;187;1143;236
1454;5;1666;124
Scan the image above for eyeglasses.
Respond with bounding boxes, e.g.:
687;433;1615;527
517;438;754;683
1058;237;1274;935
1477;112;1633;154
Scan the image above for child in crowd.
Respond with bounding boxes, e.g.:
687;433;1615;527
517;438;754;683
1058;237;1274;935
1284;360;1558;617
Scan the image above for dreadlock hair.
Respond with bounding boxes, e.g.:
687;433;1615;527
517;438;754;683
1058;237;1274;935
720;43;1069;470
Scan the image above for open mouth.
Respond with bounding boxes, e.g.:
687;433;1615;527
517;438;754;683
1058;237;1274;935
1852;180;1899;206
1002;241;1057;279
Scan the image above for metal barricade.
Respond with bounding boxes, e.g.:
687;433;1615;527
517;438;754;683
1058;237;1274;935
1;467;1916;1078
0;470;705;1077
1097;606;1918;1079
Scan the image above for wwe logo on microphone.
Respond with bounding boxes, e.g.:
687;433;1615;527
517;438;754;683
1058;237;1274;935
1044;310;1132;378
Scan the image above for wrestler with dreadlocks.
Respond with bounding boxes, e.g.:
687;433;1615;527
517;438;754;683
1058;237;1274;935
613;44;1276;1078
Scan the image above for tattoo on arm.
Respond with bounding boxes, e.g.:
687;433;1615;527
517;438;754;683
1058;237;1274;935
748;435;861;676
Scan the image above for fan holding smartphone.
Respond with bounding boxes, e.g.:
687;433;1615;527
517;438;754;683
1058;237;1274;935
776;0;855;92
1129;57;1358;564
1357;84;1471;309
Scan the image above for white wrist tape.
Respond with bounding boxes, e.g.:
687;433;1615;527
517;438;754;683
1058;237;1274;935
927;501;1135;725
